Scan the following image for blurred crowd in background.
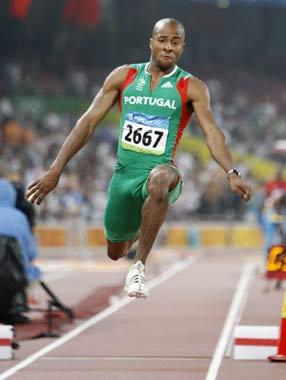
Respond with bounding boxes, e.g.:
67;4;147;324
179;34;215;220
0;0;286;227
1;61;286;226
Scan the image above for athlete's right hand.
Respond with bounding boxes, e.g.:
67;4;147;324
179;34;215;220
26;169;60;205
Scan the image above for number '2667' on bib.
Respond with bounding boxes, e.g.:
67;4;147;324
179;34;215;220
121;112;169;155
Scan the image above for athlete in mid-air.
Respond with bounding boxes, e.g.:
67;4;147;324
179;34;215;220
26;18;251;299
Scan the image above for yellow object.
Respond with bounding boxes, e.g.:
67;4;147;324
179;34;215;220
232;227;263;248
282;292;286;319
86;227;107;246
178;135;286;181
34;227;67;247
267;246;286;272
167;227;188;246
199;227;228;246
34;224;265;248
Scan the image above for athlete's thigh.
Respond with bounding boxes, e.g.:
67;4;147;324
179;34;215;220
104;173;144;242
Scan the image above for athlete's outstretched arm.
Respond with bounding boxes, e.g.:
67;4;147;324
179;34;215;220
26;65;129;205
188;76;251;201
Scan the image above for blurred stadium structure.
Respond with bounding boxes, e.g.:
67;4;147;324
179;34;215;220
0;0;286;234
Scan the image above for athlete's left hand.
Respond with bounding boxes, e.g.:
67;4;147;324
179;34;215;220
228;176;251;202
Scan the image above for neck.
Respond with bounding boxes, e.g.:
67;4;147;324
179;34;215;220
148;60;176;76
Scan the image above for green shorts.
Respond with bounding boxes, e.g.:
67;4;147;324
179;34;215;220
104;165;183;243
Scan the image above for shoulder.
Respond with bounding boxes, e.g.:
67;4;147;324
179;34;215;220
176;67;210;99
187;75;210;102
177;66;193;79
128;62;146;71
188;75;209;92
103;64;139;90
104;65;130;87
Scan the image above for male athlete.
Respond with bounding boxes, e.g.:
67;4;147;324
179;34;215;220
26;18;251;299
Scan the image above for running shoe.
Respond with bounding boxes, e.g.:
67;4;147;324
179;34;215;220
124;261;149;299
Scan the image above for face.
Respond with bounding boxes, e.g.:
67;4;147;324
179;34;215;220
150;23;185;71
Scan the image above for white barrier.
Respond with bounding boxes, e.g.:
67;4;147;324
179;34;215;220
233;325;279;360
0;325;14;360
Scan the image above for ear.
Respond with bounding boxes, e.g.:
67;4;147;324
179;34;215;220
149;37;153;49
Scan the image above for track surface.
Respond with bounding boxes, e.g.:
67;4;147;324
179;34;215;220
0;247;285;380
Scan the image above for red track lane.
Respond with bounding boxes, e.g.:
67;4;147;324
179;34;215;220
1;249;285;380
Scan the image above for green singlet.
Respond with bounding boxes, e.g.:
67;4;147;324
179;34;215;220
104;62;193;242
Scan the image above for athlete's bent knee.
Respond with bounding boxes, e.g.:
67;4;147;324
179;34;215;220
107;249;122;261
107;242;126;261
148;184;168;203
148;171;170;203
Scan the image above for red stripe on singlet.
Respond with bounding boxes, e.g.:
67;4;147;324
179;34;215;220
172;77;192;161
118;68;138;112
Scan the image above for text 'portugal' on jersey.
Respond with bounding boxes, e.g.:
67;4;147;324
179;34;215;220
117;62;193;172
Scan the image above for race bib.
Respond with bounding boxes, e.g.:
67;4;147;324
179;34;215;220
121;112;169;155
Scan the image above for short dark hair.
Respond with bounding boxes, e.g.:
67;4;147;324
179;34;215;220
152;18;185;40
